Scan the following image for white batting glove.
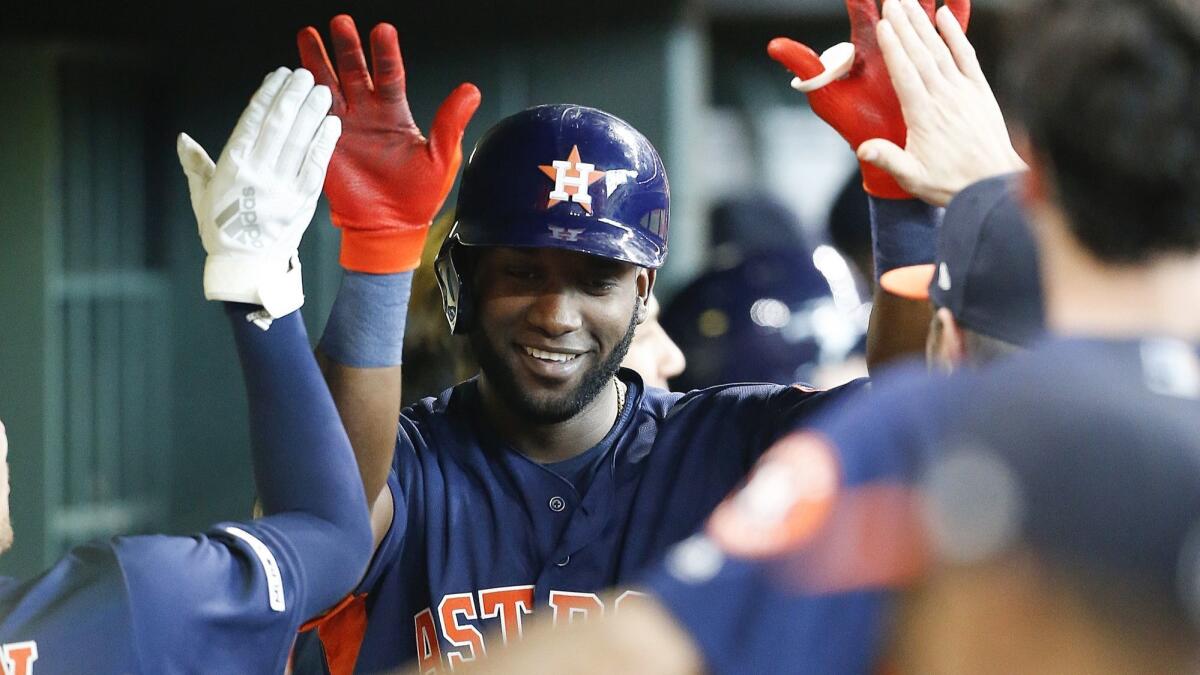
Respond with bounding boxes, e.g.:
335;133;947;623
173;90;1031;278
177;67;341;319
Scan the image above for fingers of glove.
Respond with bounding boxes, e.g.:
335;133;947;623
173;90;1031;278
297;26;345;113
298;115;342;196
429;83;482;166
858;139;923;188
943;0;971;31
252;68;317;167
877;18;931;111
882;0;945;93
901;0;961;81
767;37;825;81
176;132;216;202
278;84;333;178
846;0;882;49
937;5;984;82
224;67;291;162
369;22;407;102
329;14;374;102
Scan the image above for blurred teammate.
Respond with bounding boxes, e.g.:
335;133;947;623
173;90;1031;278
662;249;868;389
620;293;686;389
459;0;1200;672
0;68;373;672
288;9;941;672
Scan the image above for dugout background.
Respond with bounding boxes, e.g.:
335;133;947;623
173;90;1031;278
0;0;1007;580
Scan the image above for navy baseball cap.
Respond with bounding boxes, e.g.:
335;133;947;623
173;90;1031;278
889;174;1045;347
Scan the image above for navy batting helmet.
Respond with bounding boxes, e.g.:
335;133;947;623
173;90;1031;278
435;104;670;333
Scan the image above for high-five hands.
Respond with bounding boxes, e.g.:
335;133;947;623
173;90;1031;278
297;15;481;274
178;68;341;322
858;0;1026;206
767;0;970;200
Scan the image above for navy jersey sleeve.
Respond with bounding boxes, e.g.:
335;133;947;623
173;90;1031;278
0;544;138;673
227;305;373;610
763;378;870;439
641;367;948;675
114;516;343;672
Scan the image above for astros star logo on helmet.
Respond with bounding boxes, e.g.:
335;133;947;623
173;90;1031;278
539;146;604;213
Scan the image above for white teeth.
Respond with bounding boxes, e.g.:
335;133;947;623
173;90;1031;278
524;347;580;363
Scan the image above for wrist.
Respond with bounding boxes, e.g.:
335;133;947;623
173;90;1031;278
318;270;413;368
204;253;304;319
860;161;912;200
333;214;431;274
869;196;941;290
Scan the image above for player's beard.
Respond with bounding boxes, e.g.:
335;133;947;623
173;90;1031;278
470;300;639;425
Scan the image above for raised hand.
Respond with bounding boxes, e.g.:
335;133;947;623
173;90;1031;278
178;68;341;321
858;0;1026;206
767;0;970;199
297;15;481;273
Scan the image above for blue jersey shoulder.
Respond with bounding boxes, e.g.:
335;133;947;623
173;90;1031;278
0;542;136;673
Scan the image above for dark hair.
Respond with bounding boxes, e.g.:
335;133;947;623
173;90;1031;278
1001;0;1200;263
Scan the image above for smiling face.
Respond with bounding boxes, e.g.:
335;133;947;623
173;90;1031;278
0;419;12;556
469;247;651;424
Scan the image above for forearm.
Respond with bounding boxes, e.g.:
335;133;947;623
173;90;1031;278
317;354;402;503
867;287;932;372
229;304;373;614
317;270;410;504
865;197;939;372
227;304;369;537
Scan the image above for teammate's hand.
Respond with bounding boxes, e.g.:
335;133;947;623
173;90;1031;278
297;15;482;274
178;68;341;319
767;0;970;199
857;0;1025;206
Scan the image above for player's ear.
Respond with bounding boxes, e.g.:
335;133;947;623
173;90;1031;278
636;269;655;325
930;307;965;373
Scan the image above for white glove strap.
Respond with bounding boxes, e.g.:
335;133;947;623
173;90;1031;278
791;42;856;94
204;253;304;320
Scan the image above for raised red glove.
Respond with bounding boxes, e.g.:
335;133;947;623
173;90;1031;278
767;0;969;199
298;15;481;273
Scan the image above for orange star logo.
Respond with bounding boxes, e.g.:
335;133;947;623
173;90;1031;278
539;145;605;214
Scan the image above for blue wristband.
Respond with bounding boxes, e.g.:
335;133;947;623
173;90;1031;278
318;270;412;368
869;197;943;282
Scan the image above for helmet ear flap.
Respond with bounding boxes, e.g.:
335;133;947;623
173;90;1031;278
435;229;475;335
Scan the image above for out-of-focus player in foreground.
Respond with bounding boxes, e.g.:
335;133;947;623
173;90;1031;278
288;6;949;671
0;68;373;673
451;0;1200;672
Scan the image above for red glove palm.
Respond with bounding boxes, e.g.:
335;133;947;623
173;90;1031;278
768;0;969;199
298;15;482;273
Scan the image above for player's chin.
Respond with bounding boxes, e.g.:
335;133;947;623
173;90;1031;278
521;396;584;424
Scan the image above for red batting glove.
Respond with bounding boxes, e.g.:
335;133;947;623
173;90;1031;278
298;15;481;273
767;0;969;199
